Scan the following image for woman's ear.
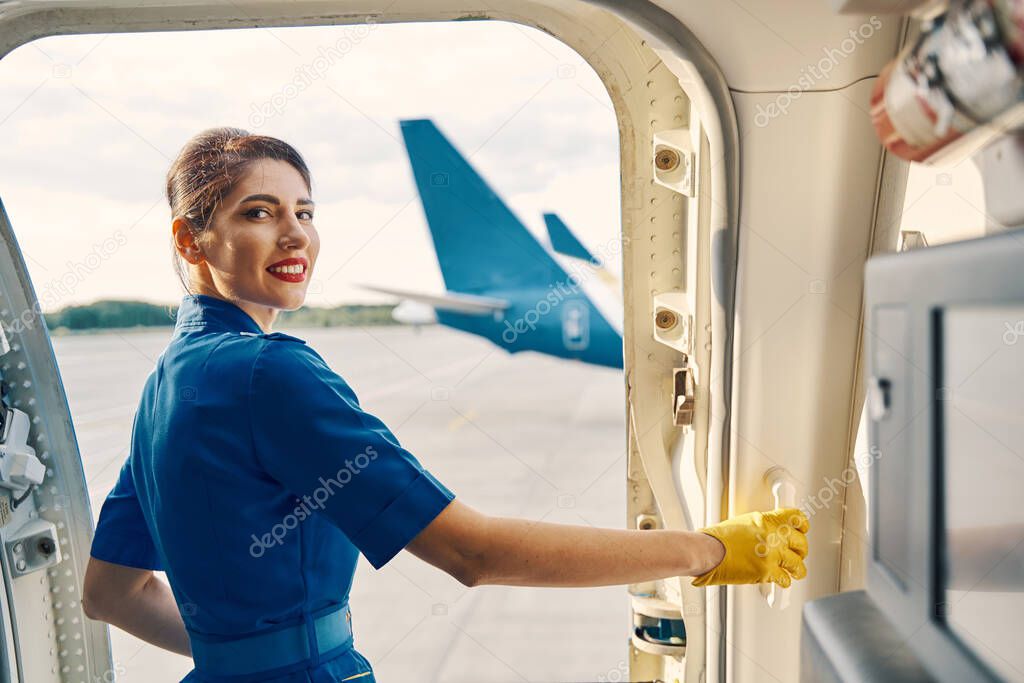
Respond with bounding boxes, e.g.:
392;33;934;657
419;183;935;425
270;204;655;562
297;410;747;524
172;217;204;265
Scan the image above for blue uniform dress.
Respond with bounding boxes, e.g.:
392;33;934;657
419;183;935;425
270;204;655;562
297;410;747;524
90;293;456;682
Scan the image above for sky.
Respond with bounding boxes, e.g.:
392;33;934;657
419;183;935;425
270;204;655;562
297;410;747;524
0;18;989;313
0;21;621;312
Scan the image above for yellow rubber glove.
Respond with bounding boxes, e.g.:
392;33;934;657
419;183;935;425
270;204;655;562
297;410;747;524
691;507;809;587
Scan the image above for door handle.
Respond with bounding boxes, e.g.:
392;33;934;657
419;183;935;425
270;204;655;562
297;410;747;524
759;466;796;609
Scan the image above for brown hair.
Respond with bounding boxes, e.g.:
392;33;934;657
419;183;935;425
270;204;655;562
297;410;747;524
165;127;313;293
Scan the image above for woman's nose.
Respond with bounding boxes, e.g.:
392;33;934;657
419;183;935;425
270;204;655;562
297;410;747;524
279;213;310;247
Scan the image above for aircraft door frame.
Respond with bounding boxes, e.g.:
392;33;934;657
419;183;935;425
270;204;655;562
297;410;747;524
0;198;111;682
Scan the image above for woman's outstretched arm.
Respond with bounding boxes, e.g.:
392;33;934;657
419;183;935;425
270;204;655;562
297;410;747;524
409;499;723;587
407;499;809;588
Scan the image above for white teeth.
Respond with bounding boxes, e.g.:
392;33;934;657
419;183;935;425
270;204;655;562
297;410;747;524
269;264;305;274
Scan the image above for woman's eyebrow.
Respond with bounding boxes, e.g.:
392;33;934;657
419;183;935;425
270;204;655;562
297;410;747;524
240;193;315;207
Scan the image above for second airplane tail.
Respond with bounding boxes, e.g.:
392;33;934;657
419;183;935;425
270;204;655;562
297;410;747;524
398;118;569;295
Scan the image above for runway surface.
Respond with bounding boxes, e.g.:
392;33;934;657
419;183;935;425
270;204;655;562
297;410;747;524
53;324;629;683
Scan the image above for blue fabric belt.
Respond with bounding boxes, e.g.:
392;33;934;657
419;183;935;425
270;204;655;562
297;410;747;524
188;603;353;678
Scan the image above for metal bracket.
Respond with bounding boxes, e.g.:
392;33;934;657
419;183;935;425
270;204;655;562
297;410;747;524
652;292;692;355
652;128;695;198
673;366;695;427
6;518;61;578
635;513;660;531
898;230;929;251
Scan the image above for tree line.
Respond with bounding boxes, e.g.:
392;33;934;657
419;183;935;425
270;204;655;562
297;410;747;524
43;299;400;334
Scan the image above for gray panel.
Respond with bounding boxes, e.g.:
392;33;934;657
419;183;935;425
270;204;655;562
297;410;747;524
870;305;912;588
864;228;1024;683
801;591;933;683
941;307;1024;683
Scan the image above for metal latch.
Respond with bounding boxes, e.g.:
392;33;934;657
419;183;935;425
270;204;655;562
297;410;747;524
673;366;695;426
867;376;892;421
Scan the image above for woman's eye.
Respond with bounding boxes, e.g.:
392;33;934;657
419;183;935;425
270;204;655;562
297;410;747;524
246;207;271;219
298;210;314;221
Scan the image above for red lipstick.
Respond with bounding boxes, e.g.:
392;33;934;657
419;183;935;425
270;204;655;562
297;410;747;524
266;257;308;283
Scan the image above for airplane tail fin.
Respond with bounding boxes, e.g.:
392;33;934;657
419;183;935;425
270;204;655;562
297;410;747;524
399;118;567;294
543;213;601;265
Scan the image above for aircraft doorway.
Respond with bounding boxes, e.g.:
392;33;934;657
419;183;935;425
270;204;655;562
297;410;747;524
0;18;631;683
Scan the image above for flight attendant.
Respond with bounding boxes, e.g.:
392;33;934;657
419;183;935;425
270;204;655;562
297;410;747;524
81;127;809;682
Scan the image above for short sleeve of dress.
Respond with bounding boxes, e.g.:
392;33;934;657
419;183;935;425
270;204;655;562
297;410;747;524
249;340;456;570
90;450;163;571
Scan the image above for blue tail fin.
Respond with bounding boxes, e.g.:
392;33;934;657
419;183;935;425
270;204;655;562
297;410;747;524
399;118;568;294
543;213;601;265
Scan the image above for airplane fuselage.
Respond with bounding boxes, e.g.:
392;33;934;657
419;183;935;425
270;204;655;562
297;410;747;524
437;286;622;368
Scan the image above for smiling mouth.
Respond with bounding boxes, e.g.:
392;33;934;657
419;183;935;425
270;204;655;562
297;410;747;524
266;262;308;282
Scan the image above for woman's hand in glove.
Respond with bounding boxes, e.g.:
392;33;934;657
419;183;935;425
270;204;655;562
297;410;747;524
691;507;809;587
